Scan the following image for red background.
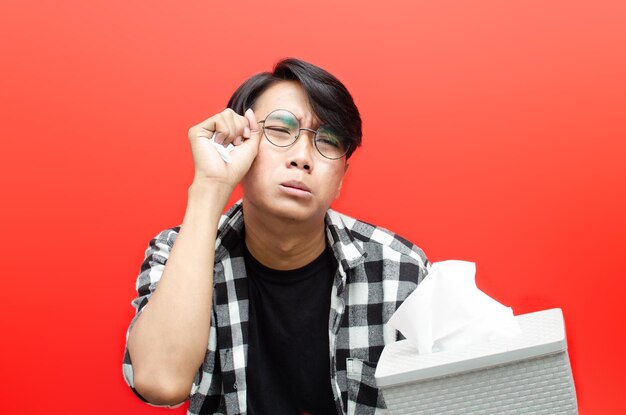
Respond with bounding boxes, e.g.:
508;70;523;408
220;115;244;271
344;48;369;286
1;0;624;413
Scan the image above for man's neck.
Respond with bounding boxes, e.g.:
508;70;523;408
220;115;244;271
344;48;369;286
242;202;327;271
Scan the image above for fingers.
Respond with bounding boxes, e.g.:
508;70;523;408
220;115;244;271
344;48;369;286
244;108;260;141
212;110;235;145
187;108;262;174
238;108;261;151
192;109;250;147
228;108;262;167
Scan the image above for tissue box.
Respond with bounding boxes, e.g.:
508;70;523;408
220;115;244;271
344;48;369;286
375;308;577;414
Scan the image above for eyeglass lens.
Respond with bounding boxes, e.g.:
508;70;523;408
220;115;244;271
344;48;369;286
263;110;348;159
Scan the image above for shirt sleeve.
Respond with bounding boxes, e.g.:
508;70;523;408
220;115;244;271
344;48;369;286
122;227;199;408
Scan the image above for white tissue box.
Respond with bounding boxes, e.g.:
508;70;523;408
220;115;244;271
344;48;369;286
375;308;578;414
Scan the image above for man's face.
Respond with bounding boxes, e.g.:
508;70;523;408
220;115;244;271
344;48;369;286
241;80;349;224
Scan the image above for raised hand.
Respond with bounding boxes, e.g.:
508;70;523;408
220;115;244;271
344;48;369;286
187;108;262;192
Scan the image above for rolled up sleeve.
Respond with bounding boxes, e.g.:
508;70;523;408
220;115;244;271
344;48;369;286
122;227;193;408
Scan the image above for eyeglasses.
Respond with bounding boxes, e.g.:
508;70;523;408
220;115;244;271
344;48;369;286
258;109;350;160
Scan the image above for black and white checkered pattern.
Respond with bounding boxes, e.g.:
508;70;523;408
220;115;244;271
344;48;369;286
123;200;429;414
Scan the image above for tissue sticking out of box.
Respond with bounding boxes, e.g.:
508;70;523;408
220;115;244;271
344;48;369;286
388;260;522;355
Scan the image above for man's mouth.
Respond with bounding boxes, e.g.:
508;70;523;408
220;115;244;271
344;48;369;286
280;180;312;194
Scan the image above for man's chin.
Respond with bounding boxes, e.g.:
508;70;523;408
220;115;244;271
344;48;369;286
269;203;320;223
244;197;326;224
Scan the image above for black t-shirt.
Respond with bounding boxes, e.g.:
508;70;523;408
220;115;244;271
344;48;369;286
245;243;338;415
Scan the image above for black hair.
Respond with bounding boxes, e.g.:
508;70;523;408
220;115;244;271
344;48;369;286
227;58;362;159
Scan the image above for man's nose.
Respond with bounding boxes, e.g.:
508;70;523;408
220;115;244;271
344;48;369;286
287;129;316;172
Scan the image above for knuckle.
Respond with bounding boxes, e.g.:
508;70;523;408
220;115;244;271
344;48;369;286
236;113;247;125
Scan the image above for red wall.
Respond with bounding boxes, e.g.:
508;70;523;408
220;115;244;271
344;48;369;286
1;1;624;413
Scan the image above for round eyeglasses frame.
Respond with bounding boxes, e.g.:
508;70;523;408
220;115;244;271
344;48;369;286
258;109;350;160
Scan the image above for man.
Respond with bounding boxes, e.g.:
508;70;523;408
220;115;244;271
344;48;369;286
123;58;429;415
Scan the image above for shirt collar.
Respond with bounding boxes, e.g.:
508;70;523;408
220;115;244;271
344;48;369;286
215;200;366;271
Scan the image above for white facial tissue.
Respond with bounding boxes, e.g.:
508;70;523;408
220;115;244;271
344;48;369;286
388;260;522;354
210;132;235;163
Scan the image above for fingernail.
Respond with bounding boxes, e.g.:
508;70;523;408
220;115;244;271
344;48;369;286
243;127;250;138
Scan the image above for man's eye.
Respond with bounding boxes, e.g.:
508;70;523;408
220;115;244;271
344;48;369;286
266;126;292;134
317;137;341;148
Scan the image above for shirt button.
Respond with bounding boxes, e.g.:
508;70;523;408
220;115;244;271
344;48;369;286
233;382;237;390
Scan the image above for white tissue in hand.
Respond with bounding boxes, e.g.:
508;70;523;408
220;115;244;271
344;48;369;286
210;133;235;163
388;260;522;354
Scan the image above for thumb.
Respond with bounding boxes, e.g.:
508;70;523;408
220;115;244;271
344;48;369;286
244;108;261;142
231;108;262;169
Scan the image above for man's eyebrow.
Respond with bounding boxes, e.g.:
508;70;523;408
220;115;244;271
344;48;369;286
274;113;299;126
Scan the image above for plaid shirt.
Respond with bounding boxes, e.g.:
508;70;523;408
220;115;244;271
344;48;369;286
123;201;429;414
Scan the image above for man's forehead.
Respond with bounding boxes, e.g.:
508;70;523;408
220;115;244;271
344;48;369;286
255;81;321;126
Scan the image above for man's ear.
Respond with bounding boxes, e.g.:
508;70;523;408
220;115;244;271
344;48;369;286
334;162;350;199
